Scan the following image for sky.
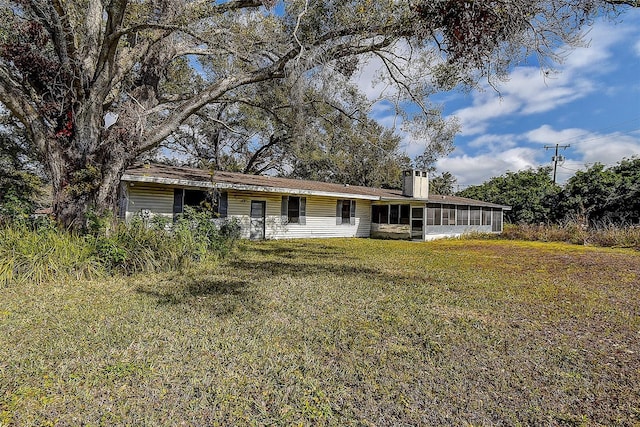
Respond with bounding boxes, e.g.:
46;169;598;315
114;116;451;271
357;7;640;189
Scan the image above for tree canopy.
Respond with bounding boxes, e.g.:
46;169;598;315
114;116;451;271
0;0;636;228
457;158;640;226
457;167;561;224
558;158;640;225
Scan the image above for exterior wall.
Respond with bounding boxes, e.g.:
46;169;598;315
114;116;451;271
424;225;493;240
371;224;411;240
124;183;174;221
121;181;505;241
226;191;372;239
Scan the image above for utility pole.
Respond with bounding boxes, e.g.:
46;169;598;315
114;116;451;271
544;144;570;184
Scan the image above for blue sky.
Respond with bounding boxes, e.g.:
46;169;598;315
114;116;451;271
357;8;640;188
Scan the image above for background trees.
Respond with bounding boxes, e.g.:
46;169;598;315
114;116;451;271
0;0;636;228
558;158;640;225
457;167;560;224
0;111;45;222
456;158;640;226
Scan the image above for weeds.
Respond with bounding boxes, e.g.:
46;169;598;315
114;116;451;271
0;222;101;285
489;222;640;248
0;209;241;285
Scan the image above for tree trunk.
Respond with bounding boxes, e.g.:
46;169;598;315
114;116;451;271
47;136;133;231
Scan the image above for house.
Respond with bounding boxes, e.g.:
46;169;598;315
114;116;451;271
119;163;510;240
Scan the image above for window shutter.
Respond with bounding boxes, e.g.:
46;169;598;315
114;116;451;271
299;197;306;225
350;200;356;225
173;189;184;220
336;200;342;225
281;196;289;224
219;191;228;218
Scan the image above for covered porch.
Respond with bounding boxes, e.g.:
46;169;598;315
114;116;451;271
370;199;508;241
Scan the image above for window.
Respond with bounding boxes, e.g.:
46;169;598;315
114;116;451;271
372;205;385;224
482;208;492;226
457;206;469;225
373;204;410;225
426;204;441;226
281;196;306;225
173;188;226;220
412;207;424;231
492;209;503;232
390;205;399;224
184;189;207;208
379;205;388;224
442;204;456;225
371;205;379;224
400;205;410;225
341;200;351;223
336;199;356;225
470;207;481;225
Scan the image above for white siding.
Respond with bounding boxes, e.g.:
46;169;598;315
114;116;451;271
226;191;372;239
226;191;281;239
125;184;174;221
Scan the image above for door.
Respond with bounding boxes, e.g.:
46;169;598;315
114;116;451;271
411;207;424;239
250;201;266;240
491;209;502;232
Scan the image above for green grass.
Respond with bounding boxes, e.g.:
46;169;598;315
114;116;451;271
1;239;639;426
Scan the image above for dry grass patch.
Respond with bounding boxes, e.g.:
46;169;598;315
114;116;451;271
1;239;639;425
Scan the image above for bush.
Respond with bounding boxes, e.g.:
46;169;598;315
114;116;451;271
92;208;241;275
0;222;102;286
1;209;242;285
587;223;640;248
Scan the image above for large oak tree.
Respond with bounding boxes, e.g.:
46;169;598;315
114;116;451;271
0;0;636;228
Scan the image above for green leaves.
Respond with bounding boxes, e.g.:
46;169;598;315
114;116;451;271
561;158;640;224
458;167;560;224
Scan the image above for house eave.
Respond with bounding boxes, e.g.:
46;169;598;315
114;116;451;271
121;174;217;189
121;174;380;200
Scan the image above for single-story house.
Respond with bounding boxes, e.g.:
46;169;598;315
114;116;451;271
119;163;510;241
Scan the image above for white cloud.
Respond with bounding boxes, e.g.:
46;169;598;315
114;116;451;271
467;133;520;151
525;125;640;166
524;125;585;145
446;16;639;137
436;147;541;186
454;94;521;135
635;40;640;57
451;65;598;136
437;124;640;187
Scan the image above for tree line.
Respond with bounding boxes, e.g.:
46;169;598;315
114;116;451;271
457;159;640;226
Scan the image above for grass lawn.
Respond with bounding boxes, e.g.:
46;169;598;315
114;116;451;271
1;238;639;426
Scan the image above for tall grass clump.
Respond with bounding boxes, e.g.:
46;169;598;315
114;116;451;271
0;220;102;286
0;209;241;285
92;208;241;275
497;221;639;248
587;223;640;248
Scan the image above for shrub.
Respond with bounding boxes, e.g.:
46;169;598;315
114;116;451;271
93;208;241;275
1;209;242;285
587;223;640;248
0;222;102;286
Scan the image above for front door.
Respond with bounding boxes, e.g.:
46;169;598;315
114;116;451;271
250;201;266;240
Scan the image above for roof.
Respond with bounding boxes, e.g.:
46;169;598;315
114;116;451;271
122;163;509;209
